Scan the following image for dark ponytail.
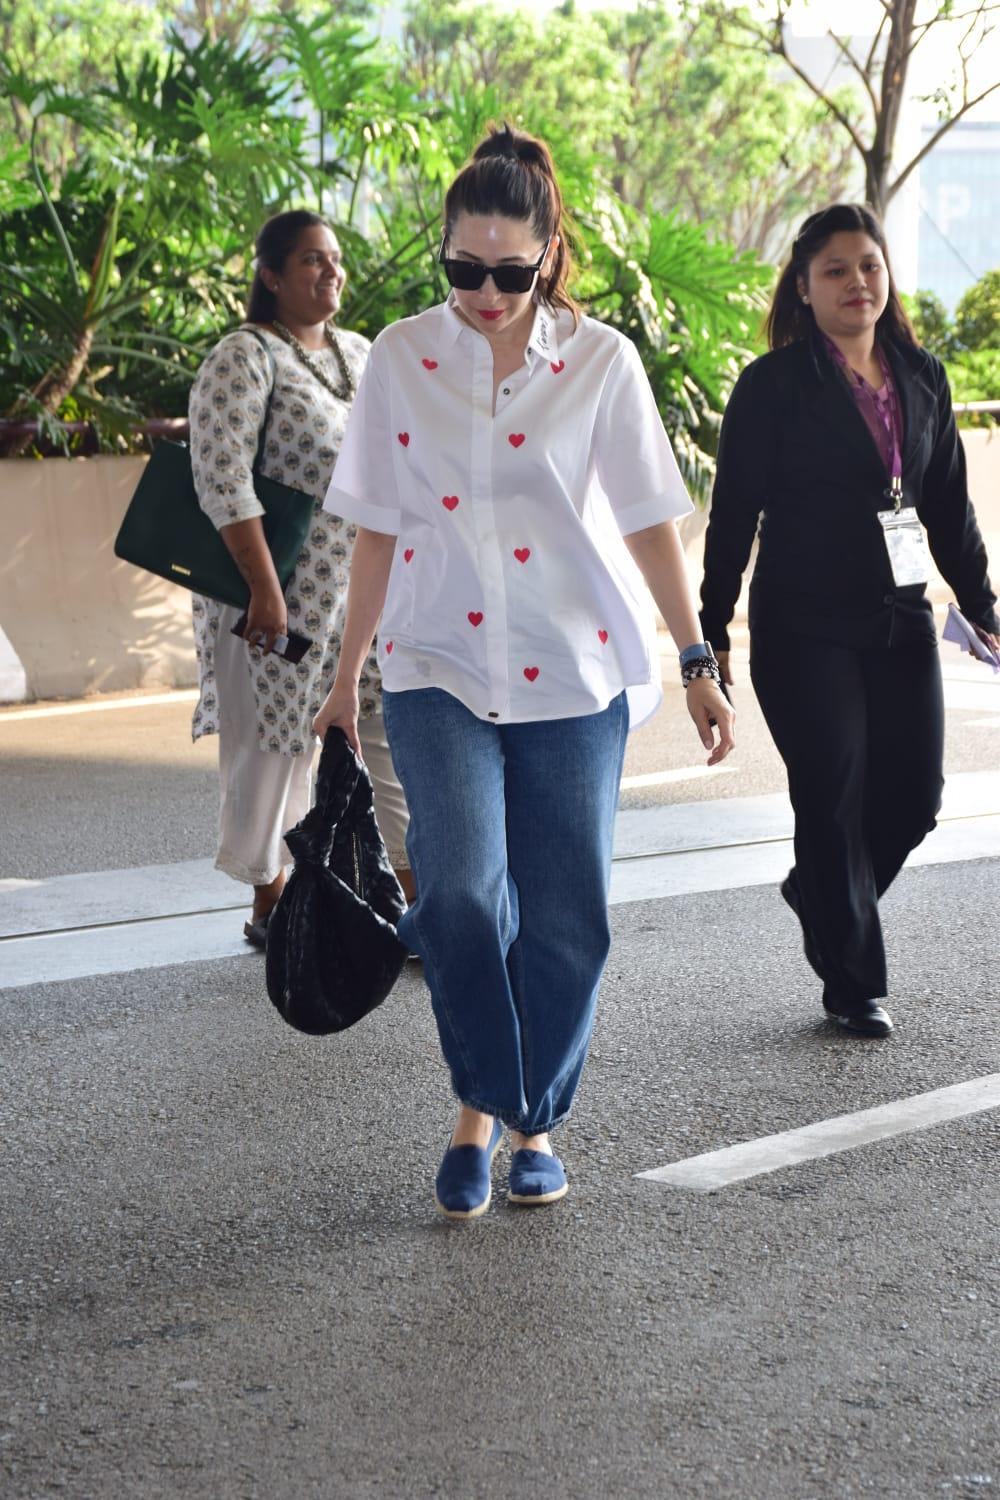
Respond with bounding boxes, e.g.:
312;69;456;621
246;209;331;324
766;202;917;351
443;123;580;325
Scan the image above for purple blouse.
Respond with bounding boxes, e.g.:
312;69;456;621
824;336;903;481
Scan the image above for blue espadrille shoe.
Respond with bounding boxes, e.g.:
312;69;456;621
508;1149;568;1206
434;1119;504;1220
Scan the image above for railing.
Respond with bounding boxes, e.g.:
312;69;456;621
953;401;1000;416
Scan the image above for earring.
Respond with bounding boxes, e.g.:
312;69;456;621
802;295;810;305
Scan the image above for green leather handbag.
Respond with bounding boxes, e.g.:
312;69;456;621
114;331;316;610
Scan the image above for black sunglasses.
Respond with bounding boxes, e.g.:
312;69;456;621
438;235;551;295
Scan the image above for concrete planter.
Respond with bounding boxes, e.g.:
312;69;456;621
0;455;198;702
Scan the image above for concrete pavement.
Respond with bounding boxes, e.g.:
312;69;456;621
2;644;999;1500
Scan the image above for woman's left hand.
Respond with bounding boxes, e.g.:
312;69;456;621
970;624;1000;660
686;679;736;765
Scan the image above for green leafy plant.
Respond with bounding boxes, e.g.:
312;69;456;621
955;270;1000;355
902;289;960;361
0;34;309;453
0;5;773;491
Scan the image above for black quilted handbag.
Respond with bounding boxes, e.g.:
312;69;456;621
265;728;409;1035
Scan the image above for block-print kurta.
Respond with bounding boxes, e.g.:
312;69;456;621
188;324;381;756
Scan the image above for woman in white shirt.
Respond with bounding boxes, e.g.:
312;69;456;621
316;125;734;1219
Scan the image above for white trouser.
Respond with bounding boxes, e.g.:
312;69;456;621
214;607;409;886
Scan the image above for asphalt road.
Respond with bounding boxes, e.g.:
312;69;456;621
2;865;999;1500
2;643;999;1500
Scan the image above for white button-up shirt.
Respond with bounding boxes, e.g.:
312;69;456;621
324;296;693;729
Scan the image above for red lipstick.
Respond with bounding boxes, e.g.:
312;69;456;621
477;310;504;321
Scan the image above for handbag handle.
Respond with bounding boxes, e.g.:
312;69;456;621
284;728;363;868
240;325;278;473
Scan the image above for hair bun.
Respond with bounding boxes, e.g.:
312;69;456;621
473;123;546;170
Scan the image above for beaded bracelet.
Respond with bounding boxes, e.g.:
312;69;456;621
681;655;722;689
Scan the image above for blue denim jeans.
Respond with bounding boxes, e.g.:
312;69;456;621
382;688;629;1135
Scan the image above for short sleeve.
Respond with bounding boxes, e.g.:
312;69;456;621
593;337;694;535
323;338;401;536
189;332;272;531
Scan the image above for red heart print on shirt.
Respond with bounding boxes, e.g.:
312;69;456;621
442;495;460;511
513;548;531;564
550;360;565;375
598;629;609;644
398;432;409;447
523;666;540;682
385;641;393;654
422;358;438;370
467;612;483;628
404;548;414;563
508;433;526;448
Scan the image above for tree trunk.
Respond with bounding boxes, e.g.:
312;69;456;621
0;326;93;458
869;0;918;215
865;156;887;220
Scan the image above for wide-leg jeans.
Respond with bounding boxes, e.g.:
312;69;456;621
382;687;629;1134
750;630;945;1007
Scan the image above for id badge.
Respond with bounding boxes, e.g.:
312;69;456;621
877;505;931;587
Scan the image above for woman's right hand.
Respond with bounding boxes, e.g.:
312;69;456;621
313;681;362;759
715;650;734;686
244;582;287;653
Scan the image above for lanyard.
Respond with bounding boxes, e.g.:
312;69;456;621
873;345;904;508
825;338;904;507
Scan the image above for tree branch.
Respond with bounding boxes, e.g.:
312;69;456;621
827;28;878;113
889;79;1000;199
865;11;889;75
773;40;870;160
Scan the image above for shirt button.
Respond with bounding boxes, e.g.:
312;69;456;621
883;593;895;605
502;387;510;395
488;711;499;719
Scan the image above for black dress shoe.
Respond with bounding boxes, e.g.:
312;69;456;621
822;998;894;1036
780;875;826;980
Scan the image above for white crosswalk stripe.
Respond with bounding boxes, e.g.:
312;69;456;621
637;1075;1000;1192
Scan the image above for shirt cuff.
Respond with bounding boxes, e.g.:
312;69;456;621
614;491;694;537
698;612;730;654
323;486;400;536
199;489;266;530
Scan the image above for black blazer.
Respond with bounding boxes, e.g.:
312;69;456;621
699;332;999;652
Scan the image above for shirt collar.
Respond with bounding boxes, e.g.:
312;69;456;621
439;294;467;348
438;293;561;361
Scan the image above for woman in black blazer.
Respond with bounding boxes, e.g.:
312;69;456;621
700;204;999;1036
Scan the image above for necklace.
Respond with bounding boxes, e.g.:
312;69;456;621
271;320;357;403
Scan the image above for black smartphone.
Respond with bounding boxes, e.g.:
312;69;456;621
231;612;313;665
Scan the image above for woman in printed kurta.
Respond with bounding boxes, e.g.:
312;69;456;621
188;209;410;945
314;127;734;1219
